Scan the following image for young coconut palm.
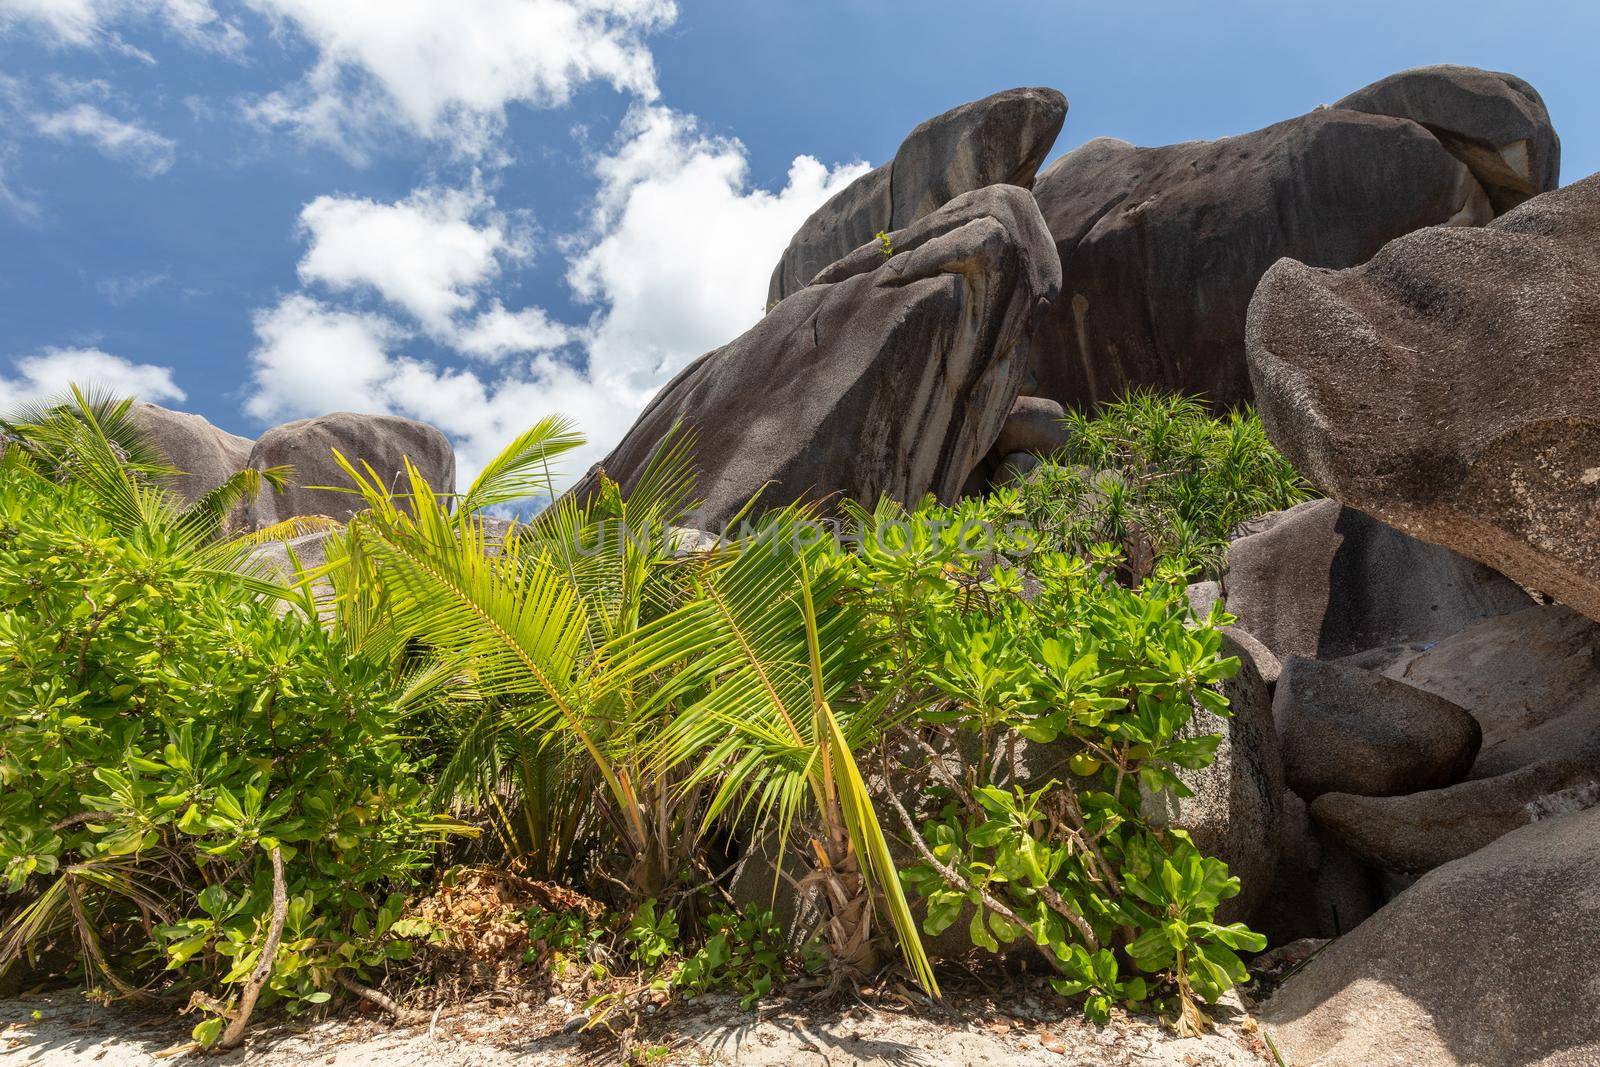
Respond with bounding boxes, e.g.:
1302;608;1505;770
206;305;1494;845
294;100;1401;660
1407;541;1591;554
1;385;323;580
629;509;938;997
324;421;713;895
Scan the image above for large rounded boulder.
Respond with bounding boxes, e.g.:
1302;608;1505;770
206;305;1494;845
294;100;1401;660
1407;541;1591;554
1028;65;1557;411
767;87;1067;305
1263;804;1600;1066
131;402;252;504
579;185;1062;530
1275;657;1481;802
1247;173;1600;622
1333;64;1561;213
246;412;456;525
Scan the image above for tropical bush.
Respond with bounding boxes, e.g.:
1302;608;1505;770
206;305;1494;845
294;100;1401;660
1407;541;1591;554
997;391;1309;584
0;394;466;1049
0;387;1300;1045
837;495;1265;1031
326;430;937;997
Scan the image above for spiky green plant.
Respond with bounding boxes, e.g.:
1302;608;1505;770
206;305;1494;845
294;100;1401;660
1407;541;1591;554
999;391;1310;584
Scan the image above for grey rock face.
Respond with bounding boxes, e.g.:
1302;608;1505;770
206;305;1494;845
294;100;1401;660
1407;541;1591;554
1141;633;1282;923
1333;64;1561;213
1027;65;1558;412
991;395;1069;457
1253;788;1380;944
1248;173;1600;623
1275;657;1481;802
131;402;252;505
767;88;1067;304
1263;805;1600;1067
1219;499;1530;663
1310;755;1600;878
1185;580;1283;685
577;186;1062;530
246;412;456;525
1377;605;1600;780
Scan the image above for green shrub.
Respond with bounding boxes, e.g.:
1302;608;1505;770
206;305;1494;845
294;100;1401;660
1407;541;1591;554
997;392;1309;583
0;469;464;1045
839;495;1265;1031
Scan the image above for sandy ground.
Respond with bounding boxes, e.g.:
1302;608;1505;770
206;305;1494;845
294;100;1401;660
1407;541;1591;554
0;987;1277;1066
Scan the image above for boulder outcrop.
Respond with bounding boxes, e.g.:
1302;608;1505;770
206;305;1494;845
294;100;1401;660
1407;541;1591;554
1218;500;1530;663
1275;657;1481;802
1264;805;1600;1066
1311;752;1600;878
1333;64;1561;214
1247;173;1600;622
580;185;1061;529
131;402;252;505
1028;65;1557;411
1377;604;1600;780
767;88;1067;305
245;412;456;525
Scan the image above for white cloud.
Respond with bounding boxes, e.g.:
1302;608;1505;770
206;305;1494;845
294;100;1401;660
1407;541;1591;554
243;295;404;421
0;154;38;221
0;346;185;410
96;271;170;303
33;102;176;175
244;0;677;157
244;113;866;492
0;0;244;53
569;105;870;399
454;302;571;361
296;186;523;333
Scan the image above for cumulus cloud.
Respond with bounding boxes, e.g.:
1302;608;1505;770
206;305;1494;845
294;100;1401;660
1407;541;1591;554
570;105;869;399
33;102;176;174
243;295;405;421
243;0;677;157
296;186;525;334
453;302;572;361
0;346;185;409
244;111;866;490
0;0;244;54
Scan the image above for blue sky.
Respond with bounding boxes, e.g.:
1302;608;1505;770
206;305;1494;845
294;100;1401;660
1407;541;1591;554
1;0;1594;482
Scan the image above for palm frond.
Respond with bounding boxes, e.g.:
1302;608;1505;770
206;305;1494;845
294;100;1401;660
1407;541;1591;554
176;465;292;544
458;414;584;514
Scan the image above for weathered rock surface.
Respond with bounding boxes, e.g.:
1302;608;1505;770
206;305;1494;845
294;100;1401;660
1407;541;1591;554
579;186;1062;529
132;402;252;504
1254;789;1380;944
1185;579;1282;686
247;529;334;582
1264;804;1600;1067
1248;173;1600;622
1142;634;1282;922
1377;605;1600;779
767;88;1067;304
1275;657;1481;801
991;395;1070;457
1027;65;1559;410
1333;64;1560;214
993;451;1041;486
246;412;456;525
1219;499;1530;663
1310;753;1600;877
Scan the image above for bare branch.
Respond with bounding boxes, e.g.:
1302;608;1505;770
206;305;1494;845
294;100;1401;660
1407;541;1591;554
217;846;288;1051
